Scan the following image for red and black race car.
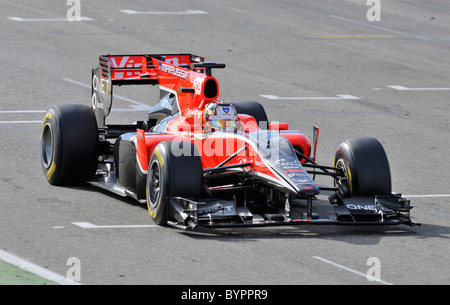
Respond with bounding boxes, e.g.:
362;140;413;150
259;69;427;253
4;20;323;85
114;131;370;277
40;53;419;229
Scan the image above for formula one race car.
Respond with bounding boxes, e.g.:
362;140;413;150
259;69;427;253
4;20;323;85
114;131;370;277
40;53;419;229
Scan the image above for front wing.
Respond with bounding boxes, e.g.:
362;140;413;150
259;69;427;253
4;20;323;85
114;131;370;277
166;194;420;230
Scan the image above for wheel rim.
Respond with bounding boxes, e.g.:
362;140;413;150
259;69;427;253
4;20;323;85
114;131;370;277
335;158;351;196
148;160;161;208
41;123;53;168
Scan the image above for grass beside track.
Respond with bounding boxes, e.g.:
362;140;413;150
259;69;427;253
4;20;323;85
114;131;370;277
0;259;57;285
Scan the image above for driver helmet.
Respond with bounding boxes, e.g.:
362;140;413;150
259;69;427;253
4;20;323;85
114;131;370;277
203;100;237;132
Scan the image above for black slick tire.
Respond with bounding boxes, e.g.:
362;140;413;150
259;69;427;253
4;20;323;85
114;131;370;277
334;137;391;197
231;101;269;130
146;141;203;225
41;104;98;186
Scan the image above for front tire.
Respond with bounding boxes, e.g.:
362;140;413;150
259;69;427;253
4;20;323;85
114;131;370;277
334;137;391;197
146;141;203;225
41;104;98;186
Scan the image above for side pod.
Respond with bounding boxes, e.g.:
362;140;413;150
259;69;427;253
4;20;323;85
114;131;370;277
135;129;148;201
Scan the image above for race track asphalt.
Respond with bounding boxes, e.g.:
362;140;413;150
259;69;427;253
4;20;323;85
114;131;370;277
0;0;449;286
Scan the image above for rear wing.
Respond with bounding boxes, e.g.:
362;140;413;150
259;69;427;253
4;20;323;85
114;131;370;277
91;53;224;127
98;54;204;85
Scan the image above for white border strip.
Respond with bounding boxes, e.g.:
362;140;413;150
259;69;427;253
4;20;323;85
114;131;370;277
313;256;393;285
0;249;80;285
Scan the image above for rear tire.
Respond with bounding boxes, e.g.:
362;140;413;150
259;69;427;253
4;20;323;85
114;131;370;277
146;141;203;225
231;101;269;130
334;137;391;197
41;104;98;186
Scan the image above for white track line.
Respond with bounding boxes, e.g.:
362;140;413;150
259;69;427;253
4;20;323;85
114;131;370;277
0;78;151;124
0;249;80;285
0;110;46;114
8;17;93;22
261;94;360;100
329;14;408;37
0;121;42;124
405;194;450;198
388;85;450;91
313;256;393;285
62;78;151;110
120;9;207;15
72;222;158;229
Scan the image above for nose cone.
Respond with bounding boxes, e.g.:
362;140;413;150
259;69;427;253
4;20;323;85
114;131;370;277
250;130;320;196
277;162;320;196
